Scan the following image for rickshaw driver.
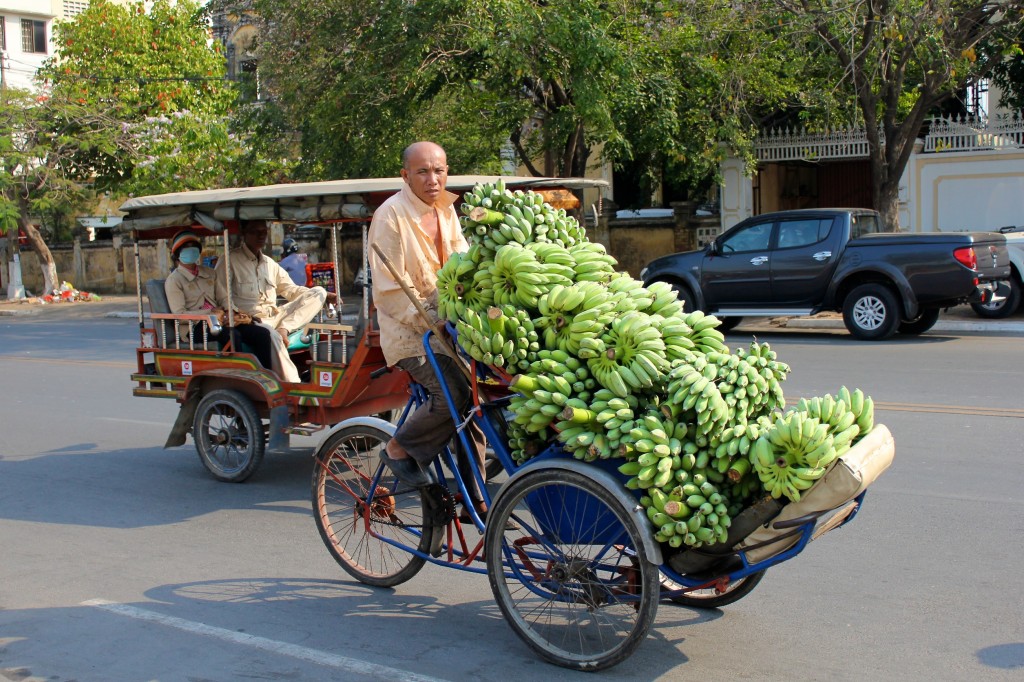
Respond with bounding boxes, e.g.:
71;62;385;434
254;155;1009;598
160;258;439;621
370;140;490;521
214;219;338;383
164;229;275;371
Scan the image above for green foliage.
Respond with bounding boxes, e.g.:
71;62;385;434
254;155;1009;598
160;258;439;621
249;0;786;189
41;0;234;117
35;0;294;197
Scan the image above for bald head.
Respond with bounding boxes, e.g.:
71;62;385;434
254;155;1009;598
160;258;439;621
401;141;448;206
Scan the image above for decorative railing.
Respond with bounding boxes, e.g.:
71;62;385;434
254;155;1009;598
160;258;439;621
754;112;1024;161
923;114;1024;152
754;126;872;162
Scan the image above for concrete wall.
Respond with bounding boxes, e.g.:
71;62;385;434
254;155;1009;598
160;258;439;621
3;214;706;295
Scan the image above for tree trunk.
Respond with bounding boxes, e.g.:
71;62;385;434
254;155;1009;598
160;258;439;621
18;213;59;295
873;180;901;232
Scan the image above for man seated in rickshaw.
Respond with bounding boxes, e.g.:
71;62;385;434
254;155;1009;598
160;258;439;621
370;141;489;521
215;219;338;383
164;230;274;370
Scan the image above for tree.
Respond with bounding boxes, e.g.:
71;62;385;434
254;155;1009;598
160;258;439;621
0;89;133;296
37;0;263;194
244;0;778;195
748;0;1024;229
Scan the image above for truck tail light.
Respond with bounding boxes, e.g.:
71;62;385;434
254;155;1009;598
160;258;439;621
953;247;977;270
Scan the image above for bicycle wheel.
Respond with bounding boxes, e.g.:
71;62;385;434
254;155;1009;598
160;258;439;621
311;424;435;587
484;469;659;671
660;569;766;608
192;389;265;482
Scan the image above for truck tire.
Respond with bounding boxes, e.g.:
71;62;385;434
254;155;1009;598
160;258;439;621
970;274;1021;319
842;283;900;340
897;308;940;335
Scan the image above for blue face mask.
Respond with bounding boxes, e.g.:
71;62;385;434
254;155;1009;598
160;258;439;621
178;246;201;265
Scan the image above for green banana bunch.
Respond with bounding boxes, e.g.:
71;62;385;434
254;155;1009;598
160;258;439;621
750;409;836;502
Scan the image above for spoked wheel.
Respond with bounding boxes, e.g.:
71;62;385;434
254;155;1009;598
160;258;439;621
311;425;435;587
484;469;659;671
192;389;265;482
659;569;766;608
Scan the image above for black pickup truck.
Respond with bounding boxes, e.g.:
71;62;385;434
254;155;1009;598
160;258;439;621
639;208;1010;340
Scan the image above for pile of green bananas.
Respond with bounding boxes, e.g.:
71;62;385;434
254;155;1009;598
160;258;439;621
436;180;876;551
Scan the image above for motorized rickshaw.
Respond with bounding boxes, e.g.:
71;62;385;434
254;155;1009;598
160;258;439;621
124;175;604;481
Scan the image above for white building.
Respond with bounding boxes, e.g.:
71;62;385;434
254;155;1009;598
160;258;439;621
0;0;89;90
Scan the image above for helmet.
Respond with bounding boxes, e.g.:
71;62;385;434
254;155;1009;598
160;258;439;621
170;229;200;255
281;238;299;257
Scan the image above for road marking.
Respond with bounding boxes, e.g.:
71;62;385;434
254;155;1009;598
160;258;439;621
97;417;170;427
83;599;451;682
793;398;1024;419
0;355;134;368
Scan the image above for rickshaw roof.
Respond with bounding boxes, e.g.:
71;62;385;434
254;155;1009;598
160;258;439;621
119;175;608;238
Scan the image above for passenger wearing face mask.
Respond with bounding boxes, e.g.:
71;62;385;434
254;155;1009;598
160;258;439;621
164;230;274;371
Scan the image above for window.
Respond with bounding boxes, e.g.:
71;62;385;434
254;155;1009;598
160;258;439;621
63;1;90;19
22;19;47;54
851;213;885;239
720;221;772;253
776;218;833;249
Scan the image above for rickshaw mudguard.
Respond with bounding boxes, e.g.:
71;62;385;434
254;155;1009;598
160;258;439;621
311;416;397;459
494;458;664;566
164;368;287;449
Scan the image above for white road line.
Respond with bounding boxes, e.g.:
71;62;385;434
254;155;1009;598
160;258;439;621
83;599;450;682
97;417;170;427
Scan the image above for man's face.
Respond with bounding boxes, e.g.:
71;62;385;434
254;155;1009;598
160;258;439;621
401;143;448;206
242;221;269;255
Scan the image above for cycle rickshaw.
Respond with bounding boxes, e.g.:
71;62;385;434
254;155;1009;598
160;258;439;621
123;177;893;670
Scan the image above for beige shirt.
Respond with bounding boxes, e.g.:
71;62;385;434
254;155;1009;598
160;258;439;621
369;183;469;365
165;264;218;314
214;243;308;321
164;264;218;341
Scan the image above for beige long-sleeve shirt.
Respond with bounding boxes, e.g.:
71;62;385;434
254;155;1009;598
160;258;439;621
164;264;219;341
165;264;218;314
368;183;469;365
214;243;308;321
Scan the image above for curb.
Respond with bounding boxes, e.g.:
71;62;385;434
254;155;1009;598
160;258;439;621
782;317;1024;334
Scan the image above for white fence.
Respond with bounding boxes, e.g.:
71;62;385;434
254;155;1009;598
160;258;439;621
923;114;1024;152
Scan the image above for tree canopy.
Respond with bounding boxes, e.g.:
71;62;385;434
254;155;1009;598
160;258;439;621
38;0;291;196
245;0;794;197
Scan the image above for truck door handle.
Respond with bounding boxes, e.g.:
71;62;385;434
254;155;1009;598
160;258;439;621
813;251;832;261
749;256;768;265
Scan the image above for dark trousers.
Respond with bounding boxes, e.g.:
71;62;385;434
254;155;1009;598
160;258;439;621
394;354;487;503
216;324;274;371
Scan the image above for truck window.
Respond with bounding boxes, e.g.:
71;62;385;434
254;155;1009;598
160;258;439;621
776;218;833;249
720;221;772;253
851;214;882;239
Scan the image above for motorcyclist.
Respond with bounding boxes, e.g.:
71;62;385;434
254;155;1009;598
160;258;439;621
279;237;308;286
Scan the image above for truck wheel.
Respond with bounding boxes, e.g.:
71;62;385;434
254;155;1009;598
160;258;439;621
716;316;743;332
970;276;1021;319
842;284;900;340
193;389;265;482
897;308;940;335
663;281;695;313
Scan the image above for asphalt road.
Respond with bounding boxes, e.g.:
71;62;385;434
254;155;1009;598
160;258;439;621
0;309;1021;681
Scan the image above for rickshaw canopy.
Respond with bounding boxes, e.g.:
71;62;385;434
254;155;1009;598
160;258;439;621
118;175;608;240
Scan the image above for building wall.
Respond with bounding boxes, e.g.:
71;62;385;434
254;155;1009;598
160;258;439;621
905;148;1024;233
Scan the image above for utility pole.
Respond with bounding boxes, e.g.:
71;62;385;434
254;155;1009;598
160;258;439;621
1;50;8;91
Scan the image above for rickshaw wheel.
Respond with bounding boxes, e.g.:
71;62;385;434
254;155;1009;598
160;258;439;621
312;424;434;587
192;389;265;482
484;469;659;671
660;569;766;608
